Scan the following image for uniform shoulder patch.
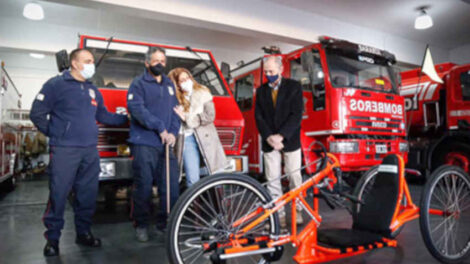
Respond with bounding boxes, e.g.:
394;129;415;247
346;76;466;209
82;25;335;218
88;88;96;99
168;86;174;96
36;93;45;101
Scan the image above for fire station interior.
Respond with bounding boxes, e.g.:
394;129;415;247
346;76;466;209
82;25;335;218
1;1;470;264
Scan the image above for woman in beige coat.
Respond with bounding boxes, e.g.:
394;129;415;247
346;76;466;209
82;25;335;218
168;68;227;187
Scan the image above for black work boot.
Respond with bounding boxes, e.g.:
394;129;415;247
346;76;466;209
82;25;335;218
75;232;102;247
43;240;59;257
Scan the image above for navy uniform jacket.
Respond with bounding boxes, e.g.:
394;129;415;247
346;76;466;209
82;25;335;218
30;71;128;147
127;70;180;148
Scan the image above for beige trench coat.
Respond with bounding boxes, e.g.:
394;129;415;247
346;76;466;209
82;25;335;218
174;88;227;176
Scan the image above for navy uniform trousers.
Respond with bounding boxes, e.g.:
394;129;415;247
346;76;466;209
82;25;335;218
131;145;179;230
42;146;100;241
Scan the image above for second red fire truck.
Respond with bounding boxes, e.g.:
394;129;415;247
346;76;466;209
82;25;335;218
400;62;470;177
231;37;408;180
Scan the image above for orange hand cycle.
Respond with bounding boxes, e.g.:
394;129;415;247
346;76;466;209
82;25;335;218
167;142;470;264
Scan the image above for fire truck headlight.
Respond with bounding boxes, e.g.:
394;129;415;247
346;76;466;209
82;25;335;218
399;142;409;153
222;156;248;173
100;162;116;178
329;141;359;154
117;144;130;156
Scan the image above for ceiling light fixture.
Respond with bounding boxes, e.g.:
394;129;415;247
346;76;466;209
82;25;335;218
30;53;45;59
23;2;44;21
414;6;433;30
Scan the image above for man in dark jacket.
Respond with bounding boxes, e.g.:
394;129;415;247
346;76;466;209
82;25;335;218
30;49;128;257
255;55;304;228
127;47;180;242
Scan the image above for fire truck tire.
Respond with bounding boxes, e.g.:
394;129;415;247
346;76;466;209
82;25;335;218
352;166;404;238
166;173;281;264
432;142;470;174
420;165;470;263
1;175;16;193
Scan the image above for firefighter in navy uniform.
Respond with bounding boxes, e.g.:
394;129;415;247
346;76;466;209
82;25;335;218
30;49;128;257
127;47;180;242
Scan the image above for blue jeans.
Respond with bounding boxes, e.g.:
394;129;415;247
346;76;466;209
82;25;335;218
183;134;201;187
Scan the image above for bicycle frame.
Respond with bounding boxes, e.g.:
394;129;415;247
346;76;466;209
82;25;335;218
210;153;426;264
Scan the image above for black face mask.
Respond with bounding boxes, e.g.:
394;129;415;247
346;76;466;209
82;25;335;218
148;63;165;76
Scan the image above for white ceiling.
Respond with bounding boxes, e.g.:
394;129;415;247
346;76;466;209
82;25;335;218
1;0;469;65
265;0;470;49
0;0;302;62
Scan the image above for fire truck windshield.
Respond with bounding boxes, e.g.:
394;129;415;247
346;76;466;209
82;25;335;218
325;51;398;94
87;47;228;96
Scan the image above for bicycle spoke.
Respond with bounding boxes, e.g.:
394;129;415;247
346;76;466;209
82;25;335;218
172;177;279;264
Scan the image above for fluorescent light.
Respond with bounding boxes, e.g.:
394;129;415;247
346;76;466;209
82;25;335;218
23;2;44;21
30;53;45;59
414;10;433;30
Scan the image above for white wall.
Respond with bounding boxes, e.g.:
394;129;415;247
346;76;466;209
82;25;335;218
450;44;470;64
0;51;57;110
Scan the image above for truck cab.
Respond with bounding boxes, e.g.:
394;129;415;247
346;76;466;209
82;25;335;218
231;37;407;178
78;35;247;189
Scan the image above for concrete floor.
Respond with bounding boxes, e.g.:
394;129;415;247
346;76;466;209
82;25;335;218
0;178;469;264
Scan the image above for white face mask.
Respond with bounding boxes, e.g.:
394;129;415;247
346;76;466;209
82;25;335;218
180;80;193;94
80;63;95;79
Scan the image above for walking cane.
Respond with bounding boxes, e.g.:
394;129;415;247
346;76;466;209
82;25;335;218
165;143;170;215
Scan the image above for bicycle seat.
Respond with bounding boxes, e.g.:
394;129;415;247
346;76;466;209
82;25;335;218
318;155;401;250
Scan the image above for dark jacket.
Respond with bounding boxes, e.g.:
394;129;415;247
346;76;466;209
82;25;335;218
255;78;303;152
30;71;128;147
127;70;180;148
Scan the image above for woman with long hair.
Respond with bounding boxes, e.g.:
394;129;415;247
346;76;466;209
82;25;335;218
168;67;227;187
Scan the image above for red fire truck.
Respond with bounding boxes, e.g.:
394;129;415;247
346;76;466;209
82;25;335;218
0;60;21;192
74;35;247;195
400;62;470;177
230;37;408;179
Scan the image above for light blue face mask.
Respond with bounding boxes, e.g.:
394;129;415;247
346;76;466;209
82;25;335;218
80;63;95;79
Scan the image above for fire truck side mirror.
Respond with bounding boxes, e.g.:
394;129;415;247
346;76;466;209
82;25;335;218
221;62;231;82
395;67;402;88
55;50;70;73
301;51;314;72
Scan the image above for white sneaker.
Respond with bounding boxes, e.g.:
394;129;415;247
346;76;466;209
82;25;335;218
135;227;149;242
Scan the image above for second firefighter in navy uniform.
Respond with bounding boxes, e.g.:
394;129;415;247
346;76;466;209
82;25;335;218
127;47;181;242
30;49;129;257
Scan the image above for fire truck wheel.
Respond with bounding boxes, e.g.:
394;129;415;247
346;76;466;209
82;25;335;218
352;166;404;238
432;143;470;175
420;165;470;263
1;175;16;193
166;173;281;264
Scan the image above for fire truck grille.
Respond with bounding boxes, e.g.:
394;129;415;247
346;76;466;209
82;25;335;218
349;116;403;134
97;126;129;152
217;126;241;152
97;125;241;152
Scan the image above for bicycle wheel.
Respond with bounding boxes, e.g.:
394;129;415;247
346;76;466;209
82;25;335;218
420;165;470;263
167;173;280;264
352;166;404;238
